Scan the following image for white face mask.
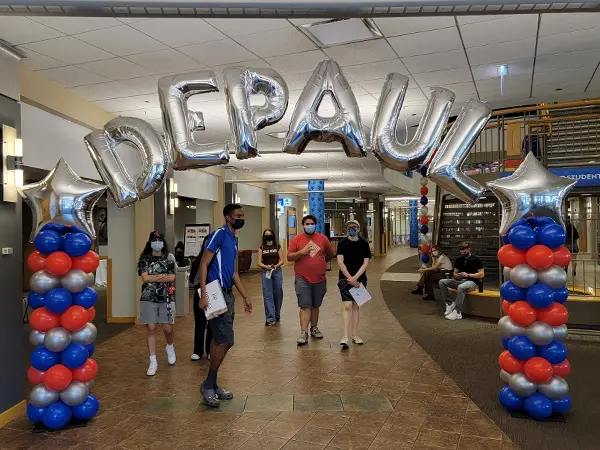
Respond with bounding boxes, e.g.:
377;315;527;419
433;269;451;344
432;251;439;257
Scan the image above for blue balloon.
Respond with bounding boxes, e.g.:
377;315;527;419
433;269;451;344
64;232;92;257
420;225;429;234
553;286;569;304
65;225;86;235
420;196;428;205
529;217;556;228
526;283;555;308
537;340;568;364
508;336;536;361
72;395;100;420
524;393;553;420
28;291;46;310
552;396;571;414
500;281;525;303
34;230;63;254
86;343;95;357
45;288;72;314
421;254;430;263
499;387;524;411
73;287;98;309
42;401;72;429
537;223;566;249
508;225;537;250
27;403;46;423
40;223;69;235
31;346;60;371
509;218;529;231
501;336;510;350
420;165;428;176
61;343;89;369
501;234;510;245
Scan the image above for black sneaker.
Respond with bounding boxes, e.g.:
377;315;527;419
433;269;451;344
422;294;435;301
411;286;424;295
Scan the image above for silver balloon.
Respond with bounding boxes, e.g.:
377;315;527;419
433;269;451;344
498;315;526;337
525;321;554;346
29;330;45;347
159;71;230;170
420;206;429;216
282;59;366;158
86;379;94;392
487;154;577;235
30;384;60;408
510;264;538;289
372;73;454;172
71;322;97;345
44;327;72;352
61;269;88;293
189;111;205;132
84;117;168;209
30;270;60;295
503;266;512;281
427;100;491;205
538;265;568;289
500;369;511;384
85;272;95;287
509;372;538;397
420;176;428;186
17;158;107;240
224;67;288;159
60;381;90;406
553;324;569;341
538;376;569;400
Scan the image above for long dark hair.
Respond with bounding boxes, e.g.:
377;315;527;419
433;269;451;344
262;228;278;247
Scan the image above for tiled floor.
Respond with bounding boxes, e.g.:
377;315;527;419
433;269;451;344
3;246;517;450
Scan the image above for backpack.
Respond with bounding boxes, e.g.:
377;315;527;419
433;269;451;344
188;230;222;287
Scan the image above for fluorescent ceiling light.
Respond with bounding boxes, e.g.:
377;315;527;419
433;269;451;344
267;131;287;139
299;19;382;48
286;165;309;170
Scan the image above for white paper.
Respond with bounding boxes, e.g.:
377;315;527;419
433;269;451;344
349;283;371;306
184;224;211;257
201;279;228;320
265;268;273;279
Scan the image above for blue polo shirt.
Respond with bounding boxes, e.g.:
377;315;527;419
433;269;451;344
205;225;237;290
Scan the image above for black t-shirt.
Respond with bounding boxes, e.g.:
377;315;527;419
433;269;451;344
336;237;372;282
454;254;484;282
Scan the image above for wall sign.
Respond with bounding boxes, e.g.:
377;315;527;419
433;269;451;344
501;167;600;187
184;223;211;257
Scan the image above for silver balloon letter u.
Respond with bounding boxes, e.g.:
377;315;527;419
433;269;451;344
283;59;366;157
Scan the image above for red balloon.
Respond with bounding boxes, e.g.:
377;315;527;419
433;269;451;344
45;251;72;276
537;303;569;326
27;366;46;385
508;301;537;326
72;358;98;382
497;245;527;268
526;245;554;270
87;306;96;322
30;307;60;332
27;251;47;272
60;305;89;332
524;357;554;383
72;251;100;273
44;364;73;391
501;300;512;315
498;350;525;374
552;246;572;268
420;186;429;196
420;216;429;225
421;244;430;254
552;359;571;378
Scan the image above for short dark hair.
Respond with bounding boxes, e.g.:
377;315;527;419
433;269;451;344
458;241;470;250
302;214;317;225
431;245;442;253
223;203;243;218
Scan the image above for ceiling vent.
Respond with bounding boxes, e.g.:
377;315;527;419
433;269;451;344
298;19;383;48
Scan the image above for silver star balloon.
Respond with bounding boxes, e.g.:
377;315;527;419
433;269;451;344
18;158;107;241
487;153;576;235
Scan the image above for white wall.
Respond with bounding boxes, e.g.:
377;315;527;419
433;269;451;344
175;169;218;201
174;202;197;246
236;183;266;207
196;199;213;228
238;205;263;268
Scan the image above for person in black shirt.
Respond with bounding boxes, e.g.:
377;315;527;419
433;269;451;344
565;218;579;276
439;242;484;321
336;220;372;347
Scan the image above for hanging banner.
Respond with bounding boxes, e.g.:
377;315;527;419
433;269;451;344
184;223;211;258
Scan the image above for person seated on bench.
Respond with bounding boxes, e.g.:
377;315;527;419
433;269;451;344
439;242;484;321
411;245;453;301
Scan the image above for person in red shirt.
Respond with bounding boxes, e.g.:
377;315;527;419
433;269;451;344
287;215;335;345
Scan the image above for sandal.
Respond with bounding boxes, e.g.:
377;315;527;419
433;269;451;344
201;384;220;408
215;386;233;400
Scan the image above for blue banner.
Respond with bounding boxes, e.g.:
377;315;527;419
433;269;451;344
501;167;600;187
409;200;418;248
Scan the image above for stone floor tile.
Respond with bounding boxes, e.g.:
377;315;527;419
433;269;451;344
292;424;337;446
244;395;294;412
416;429;460;449
340;395;394;412
461;411;504;440
294;395;344;412
458;435;503;450
327;430;376;449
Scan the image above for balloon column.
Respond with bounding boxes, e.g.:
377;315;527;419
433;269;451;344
419;165;431;264
26;224;100;429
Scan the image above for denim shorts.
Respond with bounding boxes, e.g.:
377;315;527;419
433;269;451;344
295;277;327;309
209;289;235;346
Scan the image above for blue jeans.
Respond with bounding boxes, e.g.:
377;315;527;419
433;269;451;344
262;267;283;323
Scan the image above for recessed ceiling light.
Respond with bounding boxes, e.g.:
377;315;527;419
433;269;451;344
241;167;252;172
556;88;563;91
286;165;309;170
186;205;197;210
298;19;383;48
223;166;238;171
266;131;287;139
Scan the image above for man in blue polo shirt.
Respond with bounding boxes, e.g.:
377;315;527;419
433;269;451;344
198;203;252;407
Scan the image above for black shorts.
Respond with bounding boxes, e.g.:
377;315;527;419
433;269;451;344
209;289;235;346
338;278;367;302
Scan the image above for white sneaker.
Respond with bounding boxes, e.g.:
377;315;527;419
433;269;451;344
352;335;364;345
166;345;176;365
191;353;201;361
444;302;456;316
146;359;158;376
446;310;462;321
340;336;349;348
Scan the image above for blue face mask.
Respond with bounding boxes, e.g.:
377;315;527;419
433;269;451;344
304;224;316;235
348;228;358;237
151;241;164;252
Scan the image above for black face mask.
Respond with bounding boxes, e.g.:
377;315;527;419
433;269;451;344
264;235;273;243
231;219;245;230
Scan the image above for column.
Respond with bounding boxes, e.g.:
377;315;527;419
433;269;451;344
308;180;325;234
409;200;419;248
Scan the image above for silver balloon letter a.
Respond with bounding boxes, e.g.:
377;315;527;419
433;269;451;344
224;67;288;159
283;59;366;157
371;73;455;171
159;71;230;170
84;117;168;208
427;100;492;204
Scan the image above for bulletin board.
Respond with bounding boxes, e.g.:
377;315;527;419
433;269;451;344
183;223;211;258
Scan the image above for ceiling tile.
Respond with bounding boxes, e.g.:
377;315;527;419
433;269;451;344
456;14;513;25
535;49;600;73
71;81;143;101
531;80;588;97
388;27;462;58
459;15;538;48
413;67;473;87
536;28;600;57
94;94;159;112
120;74;163;94
37;66;109;87
359;77;417;94
209;59;268;85
266;50;327;75
343;59;408;81
478;87;531;103
323;39;397;66
538;12;600;37
29;17;121;34
126;49;204;74
20;49;66;71
117;17;152;24
466;39;536;66
402;49;468;74
237;28;316;58
129;18;225;47
533;66;596;86
471;58;534;80
177;39;257;66
76;25;168;56
586;70;600;91
23;37;114;64
0;17;63;44
76;58;149;80
205;18;292;37
373;17;455;37
437;81;478;96
475;74;532;93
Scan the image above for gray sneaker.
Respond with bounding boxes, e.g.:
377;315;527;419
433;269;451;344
297;331;309;345
310;326;324;339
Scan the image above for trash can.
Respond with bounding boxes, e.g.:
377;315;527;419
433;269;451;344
175;266;190;317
